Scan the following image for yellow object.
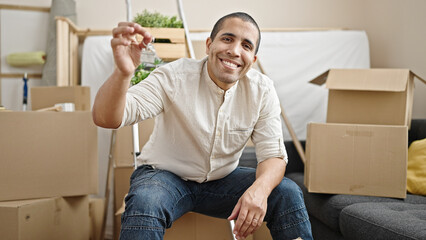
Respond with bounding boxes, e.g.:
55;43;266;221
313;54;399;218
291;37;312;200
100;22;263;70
407;138;426;195
6;51;46;66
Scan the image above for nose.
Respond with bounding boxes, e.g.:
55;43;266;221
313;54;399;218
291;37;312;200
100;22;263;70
226;43;241;57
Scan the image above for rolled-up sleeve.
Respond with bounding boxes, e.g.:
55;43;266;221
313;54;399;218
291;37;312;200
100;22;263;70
251;85;287;164
120;69;171;127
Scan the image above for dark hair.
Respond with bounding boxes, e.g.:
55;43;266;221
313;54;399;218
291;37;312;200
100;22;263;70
210;12;261;54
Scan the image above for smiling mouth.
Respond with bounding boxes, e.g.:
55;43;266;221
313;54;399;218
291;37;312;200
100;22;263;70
220;59;240;69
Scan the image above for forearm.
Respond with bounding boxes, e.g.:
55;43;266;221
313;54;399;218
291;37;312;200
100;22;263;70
92;69;132;128
254;157;286;196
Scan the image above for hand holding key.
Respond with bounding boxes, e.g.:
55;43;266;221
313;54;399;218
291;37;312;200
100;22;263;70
110;22;153;78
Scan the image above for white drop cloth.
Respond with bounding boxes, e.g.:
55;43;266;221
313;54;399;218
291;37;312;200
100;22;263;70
81;30;370;141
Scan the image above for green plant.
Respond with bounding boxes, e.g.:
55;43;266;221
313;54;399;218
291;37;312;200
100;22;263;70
131;59;164;85
133;10;183;28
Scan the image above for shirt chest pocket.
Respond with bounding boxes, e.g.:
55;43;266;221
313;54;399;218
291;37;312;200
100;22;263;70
224;127;254;151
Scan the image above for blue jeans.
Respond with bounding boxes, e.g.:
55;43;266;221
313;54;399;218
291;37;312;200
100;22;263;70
120;165;313;240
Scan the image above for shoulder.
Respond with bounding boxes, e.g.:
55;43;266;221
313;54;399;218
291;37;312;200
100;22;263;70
244;68;275;92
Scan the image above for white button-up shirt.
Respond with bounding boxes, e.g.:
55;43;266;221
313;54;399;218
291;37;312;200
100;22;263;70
120;57;286;183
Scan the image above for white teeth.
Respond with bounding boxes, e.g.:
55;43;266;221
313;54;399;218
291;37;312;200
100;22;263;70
223;60;238;68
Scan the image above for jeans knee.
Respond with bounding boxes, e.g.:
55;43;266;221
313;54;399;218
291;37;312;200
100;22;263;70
123;183;174;228
271;178;304;204
266;178;309;226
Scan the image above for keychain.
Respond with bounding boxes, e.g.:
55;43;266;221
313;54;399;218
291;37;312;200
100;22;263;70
140;39;158;65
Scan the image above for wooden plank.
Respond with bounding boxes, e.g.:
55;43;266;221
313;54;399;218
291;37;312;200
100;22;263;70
0;15;2;106
70;32;79;86
63;20;70;86
76;29;111;38
153;43;186;62
56;19;64;86
55;16;79;33
147;28;185;43
0;4;50;12
0;73;42;78
56;19;70;86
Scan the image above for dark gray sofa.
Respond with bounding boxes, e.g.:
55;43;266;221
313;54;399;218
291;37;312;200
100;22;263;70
240;119;426;240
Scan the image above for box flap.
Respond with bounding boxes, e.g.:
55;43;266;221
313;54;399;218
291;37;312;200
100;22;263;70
309;70;330;85
0;198;52;208
412;72;426;85
326;69;410;92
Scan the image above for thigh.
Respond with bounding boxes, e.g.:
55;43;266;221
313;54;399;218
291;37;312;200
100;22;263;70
193;167;256;218
123;165;195;228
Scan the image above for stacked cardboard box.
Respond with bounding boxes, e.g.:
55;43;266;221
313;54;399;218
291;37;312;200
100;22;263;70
0;86;99;239
305;69;426;198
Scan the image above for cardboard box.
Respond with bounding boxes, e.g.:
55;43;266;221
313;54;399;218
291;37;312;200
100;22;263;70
0;196;90;240
305;123;408;198
164;212;234;240
89;197;105;240
30;86;91;111
305;68;425;198
0;111;98;201
113;118;154;167
253;223;272;240
310;69;425;127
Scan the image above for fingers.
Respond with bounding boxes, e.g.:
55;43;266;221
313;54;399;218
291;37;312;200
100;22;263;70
110;37;132;48
241;214;264;238
112;22;153;47
233;208;248;239
231;192;267;239
238;211;254;236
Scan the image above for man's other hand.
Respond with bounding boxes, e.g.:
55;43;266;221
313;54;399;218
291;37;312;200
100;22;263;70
228;185;268;239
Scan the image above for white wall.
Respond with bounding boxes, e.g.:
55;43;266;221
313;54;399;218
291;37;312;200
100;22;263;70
1;0;425;238
3;0;425;117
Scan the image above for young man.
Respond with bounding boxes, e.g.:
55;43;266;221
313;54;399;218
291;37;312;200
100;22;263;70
93;12;312;240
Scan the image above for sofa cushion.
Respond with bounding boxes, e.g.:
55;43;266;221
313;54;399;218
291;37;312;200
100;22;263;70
286;172;426;232
340;202;426;240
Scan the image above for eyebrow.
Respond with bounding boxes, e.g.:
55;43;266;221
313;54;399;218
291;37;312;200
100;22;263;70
220;32;255;49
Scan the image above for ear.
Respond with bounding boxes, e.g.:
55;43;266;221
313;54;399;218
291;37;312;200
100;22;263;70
252;55;257;64
205;37;212;55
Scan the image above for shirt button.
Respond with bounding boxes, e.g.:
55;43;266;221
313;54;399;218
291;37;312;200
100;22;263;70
216;131;221;136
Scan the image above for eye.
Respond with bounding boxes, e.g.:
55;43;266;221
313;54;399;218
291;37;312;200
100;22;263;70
243;43;253;51
222;37;232;42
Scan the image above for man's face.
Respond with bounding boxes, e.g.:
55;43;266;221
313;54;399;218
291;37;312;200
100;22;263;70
206;17;258;90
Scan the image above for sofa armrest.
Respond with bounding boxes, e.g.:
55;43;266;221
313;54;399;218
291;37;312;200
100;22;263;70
409;119;426;145
284;141;306;175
